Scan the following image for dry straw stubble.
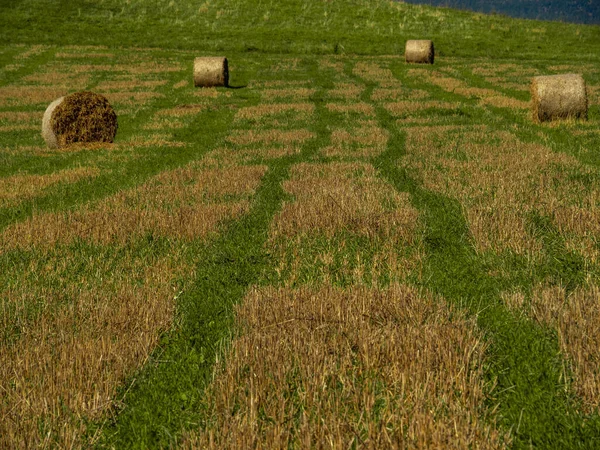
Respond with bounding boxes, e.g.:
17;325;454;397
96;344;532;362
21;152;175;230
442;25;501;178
194;57;229;88
531;73;588;122
185;284;508;449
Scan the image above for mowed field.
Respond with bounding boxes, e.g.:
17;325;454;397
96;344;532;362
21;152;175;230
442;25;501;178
1;2;600;449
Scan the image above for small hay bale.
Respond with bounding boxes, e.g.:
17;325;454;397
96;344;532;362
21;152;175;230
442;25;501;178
531;74;588;122
41;91;117;148
194;57;229;87
405;40;434;64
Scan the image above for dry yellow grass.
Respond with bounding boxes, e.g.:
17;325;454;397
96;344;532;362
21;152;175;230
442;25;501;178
142;104;205;130
0;163;267;251
318;57;345;73
227;129;316;146
104;91;165;107
502;282;600;412
371;87;429;101
479;96;529;109
234;103;315;122
22;70;91;90
328;82;364;100
272;162;417;241
384;100;456;117
0;166;100;208
262;88;316;101
184;283;507;449
70;62;184;74
323;126;389;158
401;125;588;257
326;102;376;116
353;61;402;88
0;250;191;449
173;79;189;89
0;86;68;107
95;80;168;92
0;111;41;123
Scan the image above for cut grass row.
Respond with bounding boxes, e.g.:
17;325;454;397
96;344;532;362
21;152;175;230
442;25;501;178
2;46;600;448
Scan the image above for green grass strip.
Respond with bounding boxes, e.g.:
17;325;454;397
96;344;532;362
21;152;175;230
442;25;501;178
372;108;600;448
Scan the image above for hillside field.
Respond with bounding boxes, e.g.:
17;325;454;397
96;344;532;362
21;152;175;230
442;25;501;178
1;0;600;448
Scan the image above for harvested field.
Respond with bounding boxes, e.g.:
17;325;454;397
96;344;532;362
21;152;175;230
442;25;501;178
0;163;267;250
323;126;389;158
353;61;402;87
325;102;375;116
0;166;100;208
0;249;190;449
327;82;364;99
262;88;316;101
227;128;316;146
185;284;507;449
272;161;416;241
400;125;588;257
503;282;600;412
234;103;314;122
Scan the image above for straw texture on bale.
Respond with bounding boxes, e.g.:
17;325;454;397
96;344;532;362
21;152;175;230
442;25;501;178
42;91;117;148
531;74;588;122
41;97;64;149
405;40;434;64
194;57;229;87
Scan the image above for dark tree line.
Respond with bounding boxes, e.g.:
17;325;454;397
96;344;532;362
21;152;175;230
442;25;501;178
402;0;600;24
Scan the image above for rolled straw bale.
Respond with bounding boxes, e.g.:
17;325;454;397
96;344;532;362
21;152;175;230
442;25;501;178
42;91;117;148
531;74;588;122
194;57;229;87
405;40;434;64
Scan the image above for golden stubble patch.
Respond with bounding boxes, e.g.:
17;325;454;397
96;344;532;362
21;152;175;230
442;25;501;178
227;128;316;146
184;283;507;449
271;161;417;242
0;86;68;107
0;163;267;251
0;249;190;449
95;79;168;92
318;57;345;73
103;91;165;107
503;282;600;412
371;87;429;101
384;100;456;117
234;103;315;122
0;166;100;208
327;82;364;100
261;88;316;101
142;104;205;130
353;61;402;88
22;69;91;90
401;126;589;257
323;126;389;158
325;102;375;116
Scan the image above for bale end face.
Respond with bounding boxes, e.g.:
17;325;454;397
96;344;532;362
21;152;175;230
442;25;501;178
42;91;117;148
194;57;229;88
531;73;588;123
405;40;434;64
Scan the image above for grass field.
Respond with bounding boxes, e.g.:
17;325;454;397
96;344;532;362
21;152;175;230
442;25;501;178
1;0;600;448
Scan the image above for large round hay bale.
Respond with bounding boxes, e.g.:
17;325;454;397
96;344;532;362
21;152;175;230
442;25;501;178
194;57;229;87
531;74;588;122
41;91;117;148
405;40;434;64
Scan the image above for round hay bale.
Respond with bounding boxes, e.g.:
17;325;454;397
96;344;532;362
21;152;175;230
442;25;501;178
42;91;117;148
405;40;434;64
194;57;229;87
531;73;588;122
